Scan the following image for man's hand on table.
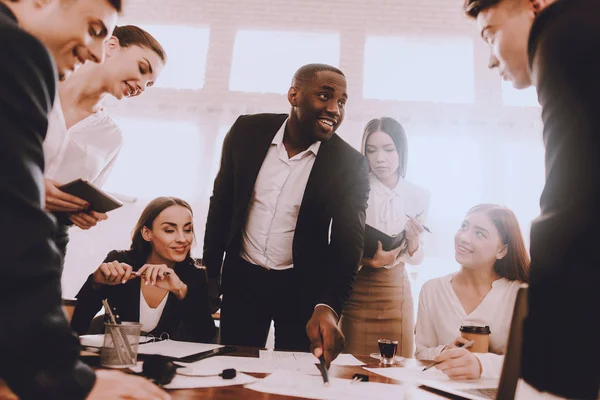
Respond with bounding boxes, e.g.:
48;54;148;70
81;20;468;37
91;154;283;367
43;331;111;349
87;370;171;400
306;305;345;369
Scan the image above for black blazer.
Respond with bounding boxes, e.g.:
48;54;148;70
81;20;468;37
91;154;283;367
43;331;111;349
203;113;370;316
71;250;216;343
523;0;600;397
0;4;96;399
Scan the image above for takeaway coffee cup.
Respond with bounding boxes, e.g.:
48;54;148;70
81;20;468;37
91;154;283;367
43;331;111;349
460;325;491;353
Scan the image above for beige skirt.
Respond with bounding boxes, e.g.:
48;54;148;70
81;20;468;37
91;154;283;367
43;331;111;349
339;265;414;357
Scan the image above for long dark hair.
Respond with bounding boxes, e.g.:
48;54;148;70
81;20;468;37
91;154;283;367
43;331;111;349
361;117;408;178
113;25;167;63
466;204;530;283
130;197;194;264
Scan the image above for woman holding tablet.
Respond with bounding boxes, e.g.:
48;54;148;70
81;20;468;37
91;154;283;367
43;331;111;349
43;25;167;256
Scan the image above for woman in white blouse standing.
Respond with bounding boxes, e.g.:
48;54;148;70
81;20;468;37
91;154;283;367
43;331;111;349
42;25;167;256
415;204;529;380
340;117;430;357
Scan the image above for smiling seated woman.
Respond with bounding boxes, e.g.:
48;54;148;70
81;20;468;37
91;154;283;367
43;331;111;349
415;204;529;380
71;197;216;343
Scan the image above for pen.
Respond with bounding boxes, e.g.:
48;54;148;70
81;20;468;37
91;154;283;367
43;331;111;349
421;340;475;372
406;212;432;233
318;355;329;387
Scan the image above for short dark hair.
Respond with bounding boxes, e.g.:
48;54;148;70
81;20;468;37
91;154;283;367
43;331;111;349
464;0;524;18
106;0;122;12
113;25;167;63
361;117;408;178
291;63;345;89
464;0;503;18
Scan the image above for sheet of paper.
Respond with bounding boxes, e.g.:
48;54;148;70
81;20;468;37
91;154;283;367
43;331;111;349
179;355;319;375
164;371;258;389
259;351;365;367
245;369;405;400
137;340;222;358
364;359;499;389
330;354;366;366
364;359;450;384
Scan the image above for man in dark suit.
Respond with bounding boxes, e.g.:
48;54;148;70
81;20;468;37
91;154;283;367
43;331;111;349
464;0;600;398
0;0;168;399
203;63;370;366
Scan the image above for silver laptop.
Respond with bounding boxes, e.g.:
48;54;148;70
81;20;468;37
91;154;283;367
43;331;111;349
417;284;528;400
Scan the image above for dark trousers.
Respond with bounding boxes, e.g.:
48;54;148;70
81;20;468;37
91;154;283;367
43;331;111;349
219;256;312;351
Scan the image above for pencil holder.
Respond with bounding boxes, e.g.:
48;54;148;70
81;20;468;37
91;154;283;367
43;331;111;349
101;322;142;368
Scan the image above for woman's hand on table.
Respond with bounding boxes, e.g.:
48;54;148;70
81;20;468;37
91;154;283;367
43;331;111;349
434;347;482;380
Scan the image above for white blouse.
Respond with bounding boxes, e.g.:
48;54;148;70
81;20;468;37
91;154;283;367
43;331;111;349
415;273;522;378
139;289;169;334
366;175;430;267
44;102;122;187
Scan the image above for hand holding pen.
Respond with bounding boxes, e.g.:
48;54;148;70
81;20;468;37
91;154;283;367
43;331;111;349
93;261;174;286
422;340;475;372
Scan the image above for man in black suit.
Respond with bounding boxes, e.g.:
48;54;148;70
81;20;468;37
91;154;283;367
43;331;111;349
203;63;370;366
0;0;168;399
464;0;600;398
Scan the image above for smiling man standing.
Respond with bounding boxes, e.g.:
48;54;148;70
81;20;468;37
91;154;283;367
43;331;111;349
203;63;370;367
464;0;600;398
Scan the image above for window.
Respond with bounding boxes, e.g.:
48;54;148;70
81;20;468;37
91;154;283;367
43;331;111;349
229;30;340;94
364;36;475;103
407;132;484;226
502;80;539;107
139;25;210;90
102;117;203;200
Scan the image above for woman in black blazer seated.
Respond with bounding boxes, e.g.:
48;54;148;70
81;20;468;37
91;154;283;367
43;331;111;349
71;197;216;343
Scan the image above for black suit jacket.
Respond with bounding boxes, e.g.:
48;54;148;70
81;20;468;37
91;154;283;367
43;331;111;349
524;0;600;397
203;113;370;316
71;250;216;343
0;3;96;399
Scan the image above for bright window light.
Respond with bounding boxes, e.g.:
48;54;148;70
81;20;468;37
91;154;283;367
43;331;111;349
229;30;340;94
139;25;210;90
364;36;475;103
103;117;203;200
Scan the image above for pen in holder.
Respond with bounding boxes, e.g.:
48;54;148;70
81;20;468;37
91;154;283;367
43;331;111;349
101;299;141;367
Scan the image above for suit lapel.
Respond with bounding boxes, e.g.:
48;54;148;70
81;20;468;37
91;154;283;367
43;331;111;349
238;115;287;205
298;135;335;220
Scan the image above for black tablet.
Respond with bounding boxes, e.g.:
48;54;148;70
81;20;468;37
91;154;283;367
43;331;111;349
59;179;123;213
363;224;406;259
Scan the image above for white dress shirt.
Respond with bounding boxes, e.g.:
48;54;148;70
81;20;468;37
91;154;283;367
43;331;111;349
366;175;430;267
44;101;122;187
415;273;521;378
241;118;321;270
139;289;168;334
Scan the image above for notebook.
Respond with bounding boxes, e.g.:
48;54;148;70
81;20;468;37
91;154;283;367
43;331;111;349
363;224;406;259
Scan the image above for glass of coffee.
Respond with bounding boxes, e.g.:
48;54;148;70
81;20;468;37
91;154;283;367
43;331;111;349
459;325;491;353
377;339;398;365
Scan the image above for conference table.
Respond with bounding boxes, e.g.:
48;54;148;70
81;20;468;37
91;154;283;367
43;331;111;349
162;346;459;399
